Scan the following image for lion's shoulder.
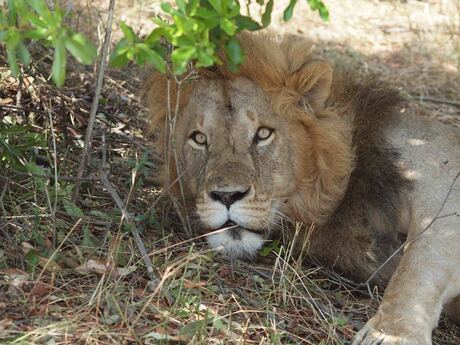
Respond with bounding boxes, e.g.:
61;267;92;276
386;114;460;230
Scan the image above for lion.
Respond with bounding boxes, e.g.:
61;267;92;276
145;32;460;344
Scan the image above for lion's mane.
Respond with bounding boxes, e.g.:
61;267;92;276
145;32;412;284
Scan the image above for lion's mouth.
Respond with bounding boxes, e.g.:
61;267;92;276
218;220;238;230
215;220;260;240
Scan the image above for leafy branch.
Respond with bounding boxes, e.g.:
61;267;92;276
0;0;96;86
1;0;329;84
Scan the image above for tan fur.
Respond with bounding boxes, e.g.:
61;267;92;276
145;32;409;283
145;32;460;344
352;114;460;345
145;33;354;227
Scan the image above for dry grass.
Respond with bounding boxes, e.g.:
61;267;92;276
1;1;459;344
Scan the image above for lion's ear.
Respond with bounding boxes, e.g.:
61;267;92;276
293;61;333;112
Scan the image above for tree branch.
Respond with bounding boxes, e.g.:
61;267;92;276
72;0;116;202
99;129;174;304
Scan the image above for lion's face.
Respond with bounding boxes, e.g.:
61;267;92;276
147;33;355;260
176;78;298;258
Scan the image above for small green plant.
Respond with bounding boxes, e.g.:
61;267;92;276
110;0;263;74
0;0;97;86
1;0;329;84
110;0;329;74
260;239;281;256
0;122;47;170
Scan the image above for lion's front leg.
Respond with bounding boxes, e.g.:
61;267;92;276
353;218;460;345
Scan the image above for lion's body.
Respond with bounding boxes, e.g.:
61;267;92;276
353;114;460;344
146;32;460;344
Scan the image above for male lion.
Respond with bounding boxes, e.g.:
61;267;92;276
145;32;460;344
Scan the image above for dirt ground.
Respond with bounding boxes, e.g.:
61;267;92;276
0;0;459;344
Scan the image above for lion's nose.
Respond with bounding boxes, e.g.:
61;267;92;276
209;188;250;208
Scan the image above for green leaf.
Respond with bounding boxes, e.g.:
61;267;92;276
62;199;84;218
16;42;30;66
261;0;274;27
176;0;187;13
283;0;298;21
6;0;16;25
26;249;40;270
6;47;19;77
333;317;348;327
24;27;48;40
197;49;214;67
64;33;97;65
307;0;329;21
160;2;181;16
52;37;67;86
260;239;280;256
195;8;219;19
318;4;329;21
82;225;101;247
213;318;225;331
186;0;200;15
6;28;20;48
109;38;130;67
137;44;166;72
171;46;196;74
25;14;48;29
151;17;171;28
29;0;53;22
179;320;205;338
0;10;7;25
126;46;136;60
89;210;111;220
220;18;235;35
234;15;261;31
226;0;241;17
207;0;222;14
145;28;165;45
110;51;129;68
0;31;7;42
25;162;45;176
225;37;244;71
197;16;220;30
120;21;137;43
0;125;28;134
174;15;198;34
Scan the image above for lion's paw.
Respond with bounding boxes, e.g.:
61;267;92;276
352;324;431;345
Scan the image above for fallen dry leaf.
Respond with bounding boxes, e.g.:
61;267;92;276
75;259;137;277
0;318;13;332
75;259;114;275
0;269;29;289
21;242;63;272
30;281;53;298
183;280;207;289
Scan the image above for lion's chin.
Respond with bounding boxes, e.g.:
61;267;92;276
206;226;264;259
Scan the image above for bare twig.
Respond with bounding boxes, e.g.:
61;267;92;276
98;129;174;304
72;0;116;202
47;108;59;245
16;73;23;108
0;104;24;110
13;171;99;181
166;75;193;238
362;171;460;289
0;104;26;116
412;95;460;108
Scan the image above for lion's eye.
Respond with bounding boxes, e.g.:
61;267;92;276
255;127;273;141
191;131;207;145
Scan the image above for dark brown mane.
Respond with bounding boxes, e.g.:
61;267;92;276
310;73;413;284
